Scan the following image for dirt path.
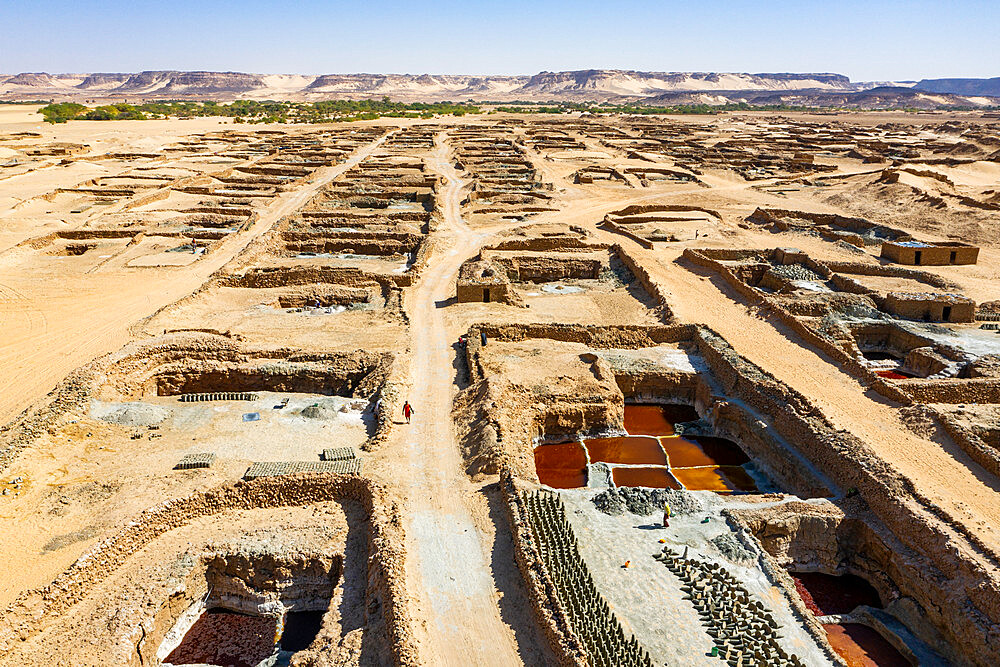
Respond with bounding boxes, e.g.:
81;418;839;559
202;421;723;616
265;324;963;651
395;136;543;666
0;133;392;429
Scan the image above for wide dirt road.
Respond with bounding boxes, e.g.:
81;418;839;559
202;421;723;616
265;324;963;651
396;137;542;666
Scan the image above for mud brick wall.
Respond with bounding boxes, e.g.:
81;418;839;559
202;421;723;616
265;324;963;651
823;261;955;290
225;265;413;289
611;244;675;322
0;474;418;666
691;325;1000;666
284;237;421;256
98;341;394;400
883;294;975;323
730;501;958;664
491;255;603;282
601;220;653;248
606;203;722;219
683;248;915;405
498;470;592;667
830;273;877;296
747;207;911;242
902;377;1000;404
934;411;1000;481
490;237;606;252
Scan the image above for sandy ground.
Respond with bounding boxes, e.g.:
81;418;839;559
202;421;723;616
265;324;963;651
0;128;393;427
2;110;1000;664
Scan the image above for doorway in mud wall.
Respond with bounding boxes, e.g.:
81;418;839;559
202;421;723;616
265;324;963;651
942;306;952;321
483;288;491;303
914;250;922;264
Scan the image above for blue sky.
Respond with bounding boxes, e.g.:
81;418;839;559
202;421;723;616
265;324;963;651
1;0;996;81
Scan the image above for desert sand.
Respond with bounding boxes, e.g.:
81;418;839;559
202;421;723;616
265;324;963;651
0;105;998;666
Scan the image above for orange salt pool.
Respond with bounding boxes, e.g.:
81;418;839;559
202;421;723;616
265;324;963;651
792;572;882;616
671;466;758;493
534;441;588;488
624;404;698;436
823;623;909;667
660;435;750;468
611;466;682;489
583;435;667;465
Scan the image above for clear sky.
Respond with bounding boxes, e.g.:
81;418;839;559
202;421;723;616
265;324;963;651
1;0;997;81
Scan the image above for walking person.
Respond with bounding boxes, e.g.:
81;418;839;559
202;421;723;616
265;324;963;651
402;400;415;424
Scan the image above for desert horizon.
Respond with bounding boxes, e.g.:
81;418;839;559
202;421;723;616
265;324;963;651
2;69;999;109
2;1;999;666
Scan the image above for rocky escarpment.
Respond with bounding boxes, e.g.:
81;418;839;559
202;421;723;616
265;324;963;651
7;69;993;107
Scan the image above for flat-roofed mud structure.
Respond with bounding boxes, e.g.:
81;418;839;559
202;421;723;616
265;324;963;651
455;239;664;324
881;239;980;265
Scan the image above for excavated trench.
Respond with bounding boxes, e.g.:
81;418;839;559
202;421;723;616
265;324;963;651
738;504;950;666
791;572;911;666
159;552;344;667
152;363;381;398
136;352;391;397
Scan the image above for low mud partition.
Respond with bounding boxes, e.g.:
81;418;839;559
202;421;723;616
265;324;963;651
603;204;721;245
745;208;912;248
535;403;762;494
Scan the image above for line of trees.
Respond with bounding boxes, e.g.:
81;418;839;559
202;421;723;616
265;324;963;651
38;98;481;124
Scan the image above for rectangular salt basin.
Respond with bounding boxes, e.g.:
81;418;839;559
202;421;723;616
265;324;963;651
623;404;698;436
671;466;758;493
534;441;587;488
660;435;750;468
584;435;667;465
611;466;681;489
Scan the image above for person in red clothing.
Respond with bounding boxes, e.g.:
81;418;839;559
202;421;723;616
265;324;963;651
402;400;415;424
